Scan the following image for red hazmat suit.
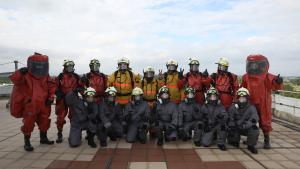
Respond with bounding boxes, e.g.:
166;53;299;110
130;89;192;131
211;72;239;109
82;71;107;103
55;71;79;130
184;72;211;105
9;53;55;136
242;54;283;134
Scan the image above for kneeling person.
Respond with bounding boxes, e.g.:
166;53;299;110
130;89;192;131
202;87;228;151
178;87;204;146
227;87;259;154
154;86;178;146
124;87;150;143
65;87;98;148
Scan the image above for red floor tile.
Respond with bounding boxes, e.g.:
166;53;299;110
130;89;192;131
67;161;89;169
47;160;71;169
167;162;188;169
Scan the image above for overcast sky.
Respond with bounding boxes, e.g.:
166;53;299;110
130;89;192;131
0;0;299;76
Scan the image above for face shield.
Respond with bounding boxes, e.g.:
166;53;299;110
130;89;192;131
237;96;248;108
107;95;116;103
85;95;95;103
28;60;49;77
207;94;218;105
65;65;75;73
246;60;268;75
145;71;154;78
167;65;176;71
190;64;199;72
119;63;128;71
90;63;100;72
186;92;195;99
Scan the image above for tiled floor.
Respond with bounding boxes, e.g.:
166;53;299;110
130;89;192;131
1;100;300;169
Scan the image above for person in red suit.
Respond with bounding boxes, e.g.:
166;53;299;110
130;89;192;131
211;57;239;109
183;58;211;105
80;59;107;104
55;60;80;143
242;54;283;149
9;52;56;151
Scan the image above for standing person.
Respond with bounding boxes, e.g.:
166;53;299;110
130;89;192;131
158;59;185;104
178;87;204;146
65;87;99;148
55;59;80;143
9;52;55;151
242;54;283;149
201;87;228;151
80;59;107;104
227;87;259;154
183;58;211;105
124;87;150;144
211;57;239;109
154;86;178;145
141;66;163;138
107;57;141;108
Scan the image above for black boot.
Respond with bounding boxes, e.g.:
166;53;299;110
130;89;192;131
100;140;107;147
56;130;63;143
24;135;34;151
194;141;201;147
157;138;163;146
40;132;54;145
218;144;227;151
264;134;271;149
248;145;258;154
88;133;97;148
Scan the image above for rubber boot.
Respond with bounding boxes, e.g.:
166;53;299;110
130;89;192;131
24;135;34;151
40;132;54;145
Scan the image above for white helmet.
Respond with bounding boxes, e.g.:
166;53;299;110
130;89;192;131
237;87;250;96
166;59;178;67
117;57;130;65
84;87;96;96
132;87;143;96
63;59;75;66
216;57;229;67
143;66;155;73
105;87;117;96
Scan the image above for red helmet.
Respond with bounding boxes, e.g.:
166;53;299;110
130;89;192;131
27;52;49;77
246;54;269;75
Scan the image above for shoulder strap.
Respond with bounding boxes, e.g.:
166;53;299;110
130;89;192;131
211;73;217;87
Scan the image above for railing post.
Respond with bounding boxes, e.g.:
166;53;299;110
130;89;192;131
14;60;18;70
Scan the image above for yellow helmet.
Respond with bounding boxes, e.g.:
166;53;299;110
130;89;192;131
105;87;117;96
188;58;200;65
63;59;75;66
89;59;100;66
237;87;250;96
132;87;143;96
166;59;178;67
216;57;229;67
84;87;96;96
143;66;155;73
117;57;130;65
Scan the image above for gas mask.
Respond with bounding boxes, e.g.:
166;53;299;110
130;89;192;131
65;65;75;73
159;93;169;104
107;95;116;104
237;96;248;109
208;94;218;105
119;63;128;72
85;95;95;103
145;71;154;81
218;64;228;74
185;92;195;103
167;65;176;72
133;95;142;105
90;64;100;72
190;64;199;72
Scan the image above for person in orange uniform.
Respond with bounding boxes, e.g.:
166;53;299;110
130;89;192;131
183;58;211;105
242;54;283;149
107;57;141;108
158;59;185;104
9;52;55;151
55;60;80;143
141;66;163;137
80;59;107;104
211;57;239;109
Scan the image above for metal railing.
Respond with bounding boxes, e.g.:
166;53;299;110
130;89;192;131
272;90;300;118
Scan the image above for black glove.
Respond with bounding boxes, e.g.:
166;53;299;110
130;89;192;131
203;69;209;78
80;75;88;84
178;68;184;79
19;67;28;75
275;74;283;84
142;123;148;130
55;90;65;100
217;114;225;120
45;98;54;106
73;87;84;95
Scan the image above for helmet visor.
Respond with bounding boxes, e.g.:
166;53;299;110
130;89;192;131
28;60;49;77
246;60;267;75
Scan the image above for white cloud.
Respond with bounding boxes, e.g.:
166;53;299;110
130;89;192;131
0;0;299;76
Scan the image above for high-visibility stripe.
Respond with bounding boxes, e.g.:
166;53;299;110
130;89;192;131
114;82;131;87
167;85;177;89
